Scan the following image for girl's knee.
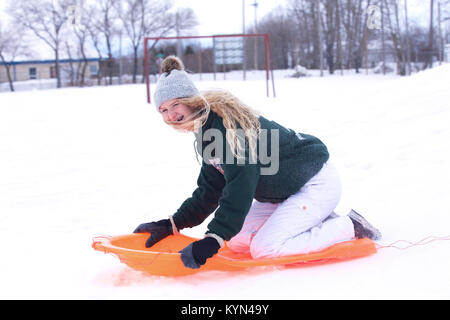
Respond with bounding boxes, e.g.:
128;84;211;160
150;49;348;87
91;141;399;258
249;232;282;259
227;233;252;253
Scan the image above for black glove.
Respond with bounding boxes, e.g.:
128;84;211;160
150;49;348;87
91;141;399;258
133;219;173;248
179;237;220;269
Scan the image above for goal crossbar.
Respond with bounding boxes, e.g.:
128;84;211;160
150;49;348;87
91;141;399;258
144;33;276;104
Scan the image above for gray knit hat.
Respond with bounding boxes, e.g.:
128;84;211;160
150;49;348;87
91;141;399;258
153;56;199;110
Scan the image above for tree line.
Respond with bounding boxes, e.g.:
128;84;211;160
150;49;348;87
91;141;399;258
252;0;450;76
0;0;197;91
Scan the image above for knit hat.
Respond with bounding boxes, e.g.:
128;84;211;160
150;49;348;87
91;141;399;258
153;56;199;110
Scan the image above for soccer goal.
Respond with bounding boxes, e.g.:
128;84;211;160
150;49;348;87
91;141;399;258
144;33;276;104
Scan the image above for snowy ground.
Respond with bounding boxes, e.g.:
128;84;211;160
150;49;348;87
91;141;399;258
0;66;449;299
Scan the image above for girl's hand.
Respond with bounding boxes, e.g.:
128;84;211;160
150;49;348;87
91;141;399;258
133;219;173;248
179;237;220;269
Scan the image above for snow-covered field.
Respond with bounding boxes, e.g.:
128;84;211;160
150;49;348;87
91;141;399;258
0;65;449;299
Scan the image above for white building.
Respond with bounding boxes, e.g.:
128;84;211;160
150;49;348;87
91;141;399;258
0;58;100;83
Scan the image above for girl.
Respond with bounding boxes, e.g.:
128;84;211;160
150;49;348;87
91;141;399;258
134;56;381;269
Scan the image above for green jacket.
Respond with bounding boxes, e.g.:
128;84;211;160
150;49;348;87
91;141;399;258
172;111;329;241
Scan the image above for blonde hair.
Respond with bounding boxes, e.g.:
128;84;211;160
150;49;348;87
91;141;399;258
165;90;261;160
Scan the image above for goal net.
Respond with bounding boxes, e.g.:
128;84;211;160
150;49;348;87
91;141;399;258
144;33;276;104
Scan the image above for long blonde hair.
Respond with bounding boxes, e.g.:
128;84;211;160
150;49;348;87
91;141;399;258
166;90;261;160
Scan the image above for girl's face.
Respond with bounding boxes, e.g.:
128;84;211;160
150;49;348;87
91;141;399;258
159;98;194;129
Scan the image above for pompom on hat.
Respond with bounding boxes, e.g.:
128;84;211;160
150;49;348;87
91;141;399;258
153;56;199;110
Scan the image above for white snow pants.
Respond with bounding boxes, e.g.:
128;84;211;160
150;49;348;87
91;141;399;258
227;162;355;259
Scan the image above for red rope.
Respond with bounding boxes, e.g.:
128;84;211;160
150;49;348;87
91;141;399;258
376;234;450;250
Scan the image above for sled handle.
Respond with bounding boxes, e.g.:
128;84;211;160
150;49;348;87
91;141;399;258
92;236;111;252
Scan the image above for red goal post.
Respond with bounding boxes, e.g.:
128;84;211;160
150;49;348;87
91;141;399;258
144;33;276;104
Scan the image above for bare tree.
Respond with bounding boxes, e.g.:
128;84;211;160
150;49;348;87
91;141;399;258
64;40;76;85
69;0;91;87
172;7;198;36
442;0;450;22
360;0;372;75
252;6;296;70
322;0;337;74
289;0;371;73
115;0;193;83
85;8;104;86
437;0;443;64
73;25;90;86
142;7;197;82
91;0;119;85
114;0;146;83
342;0;365;71
288;0;313;68
343;0;355;69
9;0;73;88
0;21;28;91
335;0;344;75
426;0;435;69
384;0;406;75
404;0;412;74
381;0;386;74
352;0;364;73
315;0;323;75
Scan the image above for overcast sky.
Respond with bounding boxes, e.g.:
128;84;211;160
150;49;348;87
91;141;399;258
175;0;435;33
173;0;286;35
176;0;432;35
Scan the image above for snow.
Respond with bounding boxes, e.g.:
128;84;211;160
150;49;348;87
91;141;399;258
1;65;449;299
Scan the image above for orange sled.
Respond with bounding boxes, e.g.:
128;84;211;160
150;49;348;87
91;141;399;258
92;233;377;277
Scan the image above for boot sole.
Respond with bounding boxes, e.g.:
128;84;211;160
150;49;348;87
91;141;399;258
349;209;382;240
